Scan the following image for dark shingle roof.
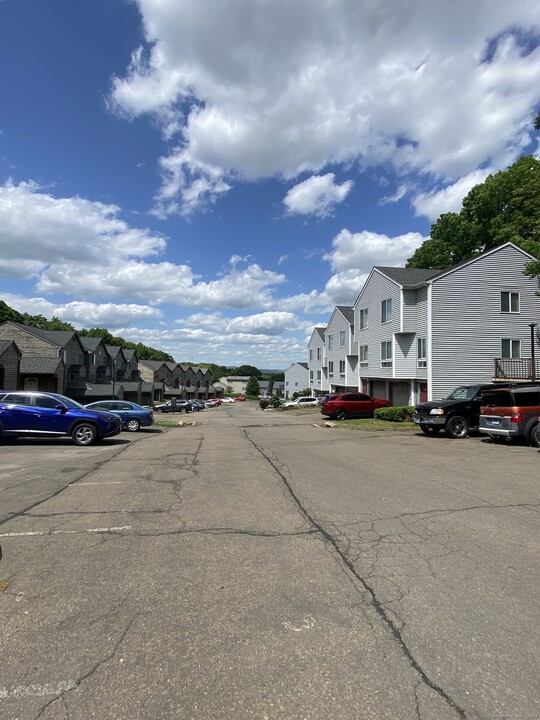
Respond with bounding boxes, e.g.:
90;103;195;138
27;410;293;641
80;337;106;352
336;306;354;323
375;267;442;288
20;356;63;374
315;327;325;340
11;323;78;347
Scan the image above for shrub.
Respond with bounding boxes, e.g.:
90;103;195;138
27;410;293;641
374;406;415;422
259;398;270;409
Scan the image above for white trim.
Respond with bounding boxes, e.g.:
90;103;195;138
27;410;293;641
427;282;433;400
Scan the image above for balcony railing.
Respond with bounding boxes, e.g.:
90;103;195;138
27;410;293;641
493;358;540;381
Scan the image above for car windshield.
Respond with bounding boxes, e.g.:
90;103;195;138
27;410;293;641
444;386;477;401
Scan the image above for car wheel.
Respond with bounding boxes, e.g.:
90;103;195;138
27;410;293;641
335;409;348;421
125;418;141;432
530;423;540;448
72;423;98;446
445;415;469;439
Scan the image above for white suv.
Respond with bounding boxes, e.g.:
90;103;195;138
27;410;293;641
282;397;319;408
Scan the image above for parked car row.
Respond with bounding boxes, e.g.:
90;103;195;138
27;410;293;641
412;382;540;447
0;391;123;446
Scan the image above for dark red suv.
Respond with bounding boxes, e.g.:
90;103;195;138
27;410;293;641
320;392;392;421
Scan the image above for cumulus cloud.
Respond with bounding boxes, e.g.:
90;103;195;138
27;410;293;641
2;294;162;329
283;174;353;218
0;181;286;310
110;0;540;215
0;180;166;279
412;168;492;220
324;229;426;274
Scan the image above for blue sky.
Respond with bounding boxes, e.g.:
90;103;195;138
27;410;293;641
1;0;539;369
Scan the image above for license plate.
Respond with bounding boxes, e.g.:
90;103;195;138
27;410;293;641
489;419;500;425
413;417;421;424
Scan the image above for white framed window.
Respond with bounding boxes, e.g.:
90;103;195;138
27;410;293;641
381;298;392;324
328;361;334;377
316;370;321;381
317;347;321;360
501;291;520;313
359;308;368;329
339;330;346;348
328;334;334;350
309;349;313;361
359;345;368;367
339;360;345;377
417;338;427;367
501;339;521;358
309;370;313;380
381;340;392;367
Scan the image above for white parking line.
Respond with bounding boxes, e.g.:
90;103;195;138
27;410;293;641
0;680;77;699
69;482;128;486
0;526;132;538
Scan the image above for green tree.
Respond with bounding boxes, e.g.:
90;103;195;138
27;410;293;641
407;156;540;270
234;364;262;378
245;376;260;397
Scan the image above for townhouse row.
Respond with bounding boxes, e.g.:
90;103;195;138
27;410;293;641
0;322;220;404
306;243;540;404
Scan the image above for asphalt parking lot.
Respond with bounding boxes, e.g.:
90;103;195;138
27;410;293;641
1;404;539;719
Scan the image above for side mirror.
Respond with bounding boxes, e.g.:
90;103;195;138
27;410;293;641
55;403;68;413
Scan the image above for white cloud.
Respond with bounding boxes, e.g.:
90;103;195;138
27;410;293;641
110;0;540;214
2;294;162;329
283;174;353;218
0;179;166;279
0;180;286;310
412;168;492;220
325;229;426;274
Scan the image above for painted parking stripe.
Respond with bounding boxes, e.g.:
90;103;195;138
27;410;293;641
0;526;132;538
0;680;77;699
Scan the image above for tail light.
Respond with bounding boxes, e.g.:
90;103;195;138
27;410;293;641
511;412;523;424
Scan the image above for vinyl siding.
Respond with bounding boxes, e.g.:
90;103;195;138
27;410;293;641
430;244;539;399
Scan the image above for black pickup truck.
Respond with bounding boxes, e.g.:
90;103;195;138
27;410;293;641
412;383;511;439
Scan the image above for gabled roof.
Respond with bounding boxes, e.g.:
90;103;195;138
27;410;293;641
138;359;167;370
335;306;354;324
7;322;81;349
425;241;535;283
79;337;108;353
123;348;136;361
0;339;21;356
106;345;126;360
374;267;441;288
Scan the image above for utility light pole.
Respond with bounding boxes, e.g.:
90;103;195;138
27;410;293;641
529;323;537;382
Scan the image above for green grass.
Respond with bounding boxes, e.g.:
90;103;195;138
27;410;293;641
321;417;417;431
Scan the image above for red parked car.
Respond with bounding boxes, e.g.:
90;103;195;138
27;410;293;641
320;392;392;420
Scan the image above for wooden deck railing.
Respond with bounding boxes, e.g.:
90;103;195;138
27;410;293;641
493;358;540;381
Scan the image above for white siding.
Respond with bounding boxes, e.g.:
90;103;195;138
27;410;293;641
430;244;539;399
325;308;356;391
284;363;310;396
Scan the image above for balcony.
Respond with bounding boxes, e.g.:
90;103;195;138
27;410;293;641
493;358;540;382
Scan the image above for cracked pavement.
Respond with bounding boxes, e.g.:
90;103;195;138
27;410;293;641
0;404;538;719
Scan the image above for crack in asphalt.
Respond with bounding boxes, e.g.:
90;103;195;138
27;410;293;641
33;611;140;720
0;442;135;530
243;427;468;719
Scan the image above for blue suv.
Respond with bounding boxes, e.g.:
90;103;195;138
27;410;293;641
0;391;122;446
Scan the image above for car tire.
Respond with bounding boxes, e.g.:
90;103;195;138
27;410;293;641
72;423;98;446
530;423;540;448
445;415;469;439
335;409;348;421
125;418;141;432
420;426;441;435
